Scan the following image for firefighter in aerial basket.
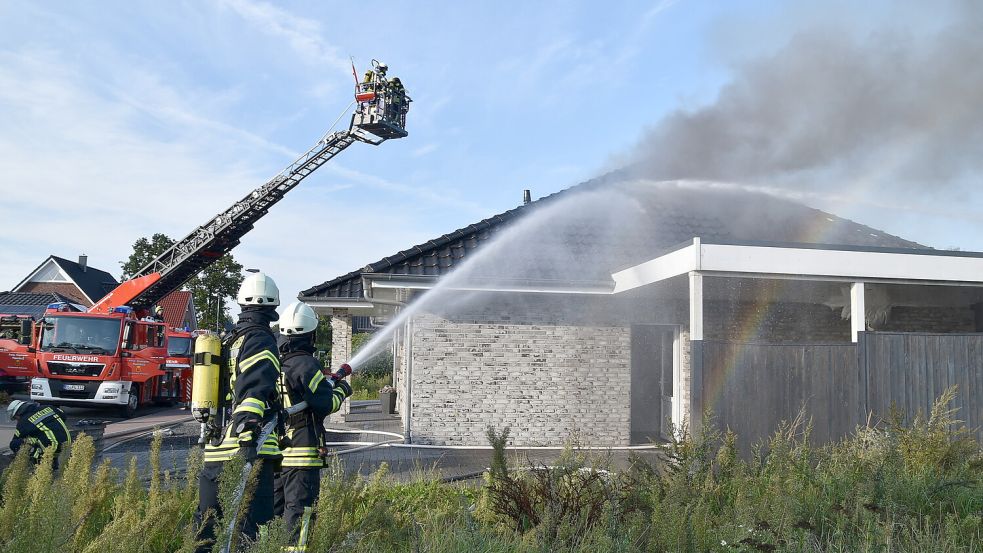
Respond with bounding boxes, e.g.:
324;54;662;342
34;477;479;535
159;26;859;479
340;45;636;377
195;271;283;552
274;301;352;551
5;399;71;469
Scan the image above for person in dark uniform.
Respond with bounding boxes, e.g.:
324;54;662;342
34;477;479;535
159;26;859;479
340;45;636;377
6;399;71;469
195;271;283;552
274;301;352;552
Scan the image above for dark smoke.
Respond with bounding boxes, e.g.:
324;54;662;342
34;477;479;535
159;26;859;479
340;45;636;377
628;2;983;191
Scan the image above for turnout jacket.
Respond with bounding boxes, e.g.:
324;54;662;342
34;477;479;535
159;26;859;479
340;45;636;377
279;340;352;468
204;307;283;463
10;403;70;461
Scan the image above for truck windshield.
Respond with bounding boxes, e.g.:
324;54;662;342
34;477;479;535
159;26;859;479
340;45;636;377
39;316;121;355
167;336;192;357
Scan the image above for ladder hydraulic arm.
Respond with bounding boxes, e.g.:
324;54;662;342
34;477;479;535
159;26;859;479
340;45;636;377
90;77;410;313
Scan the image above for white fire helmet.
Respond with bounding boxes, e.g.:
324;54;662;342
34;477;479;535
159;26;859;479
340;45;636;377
237;272;280;306
6;399;27;420
278;301;318;336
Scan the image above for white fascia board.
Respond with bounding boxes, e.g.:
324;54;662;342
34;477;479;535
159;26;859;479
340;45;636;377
370;278;613;295
369;280;434;291
611;243;697;294
700;244;983;283
304;300;375;310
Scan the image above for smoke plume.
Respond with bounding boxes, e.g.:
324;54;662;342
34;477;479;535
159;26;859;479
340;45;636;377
628;2;983;193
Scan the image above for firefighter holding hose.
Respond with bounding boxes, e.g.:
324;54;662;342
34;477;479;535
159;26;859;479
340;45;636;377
274;301;353;551
195;271;283;552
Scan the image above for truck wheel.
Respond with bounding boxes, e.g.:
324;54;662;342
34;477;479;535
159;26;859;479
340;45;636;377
121;384;139;418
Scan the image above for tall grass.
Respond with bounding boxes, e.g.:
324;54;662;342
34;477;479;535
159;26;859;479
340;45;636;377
0;390;981;552
350;373;392;401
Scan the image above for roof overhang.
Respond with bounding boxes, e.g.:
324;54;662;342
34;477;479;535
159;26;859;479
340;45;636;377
612;238;983;294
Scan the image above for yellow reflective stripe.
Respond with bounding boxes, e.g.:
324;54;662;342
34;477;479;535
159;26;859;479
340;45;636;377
238;350;280;372
39;424;56;447
332;394;341;412
308;371;325;393
233;397;266;416
54;416;71;446
282;458;324;468
282;447;319;456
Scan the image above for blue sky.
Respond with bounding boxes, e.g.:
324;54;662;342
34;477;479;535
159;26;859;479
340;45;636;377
1;0;980;306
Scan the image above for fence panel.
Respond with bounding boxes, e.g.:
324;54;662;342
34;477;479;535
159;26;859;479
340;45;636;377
702;341;861;448
863;332;983;433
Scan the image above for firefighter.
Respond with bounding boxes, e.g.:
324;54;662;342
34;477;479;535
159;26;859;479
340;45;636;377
195;271;283;552
388;77;405;122
273;301;352;551
6;399;71;469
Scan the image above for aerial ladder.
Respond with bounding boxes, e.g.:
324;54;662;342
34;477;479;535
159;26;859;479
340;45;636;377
25;62;409;415
91;63;410;312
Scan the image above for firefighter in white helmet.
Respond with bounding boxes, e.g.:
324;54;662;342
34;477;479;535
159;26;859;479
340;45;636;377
273;301;352;551
5;399;71;469
195;271;283;552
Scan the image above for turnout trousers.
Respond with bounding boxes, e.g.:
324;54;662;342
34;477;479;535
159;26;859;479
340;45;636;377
195;459;277;553
274;467;321;550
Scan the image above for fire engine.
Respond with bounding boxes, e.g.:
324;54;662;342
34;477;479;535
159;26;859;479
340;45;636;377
23;63;409;416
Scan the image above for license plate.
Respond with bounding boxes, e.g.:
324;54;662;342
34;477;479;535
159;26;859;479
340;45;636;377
64;384;85;391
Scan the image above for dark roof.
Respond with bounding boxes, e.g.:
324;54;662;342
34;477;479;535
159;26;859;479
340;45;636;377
49;256;119;303
301;174;925;300
0;292;84;318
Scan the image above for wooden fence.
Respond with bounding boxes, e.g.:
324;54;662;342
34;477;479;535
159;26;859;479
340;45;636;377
699;332;983;448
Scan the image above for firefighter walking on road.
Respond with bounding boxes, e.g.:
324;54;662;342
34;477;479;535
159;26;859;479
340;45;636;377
274;301;352;551
195;272;283;552
6;399;71;469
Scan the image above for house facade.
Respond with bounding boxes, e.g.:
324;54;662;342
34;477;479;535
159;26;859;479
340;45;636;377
301;180;983;447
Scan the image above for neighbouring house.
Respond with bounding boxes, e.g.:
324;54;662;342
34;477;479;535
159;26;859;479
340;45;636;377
300;177;983;447
8;255;198;329
13;255;119;307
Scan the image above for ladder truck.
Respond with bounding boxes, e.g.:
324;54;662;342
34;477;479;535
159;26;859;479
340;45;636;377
26;67;410;416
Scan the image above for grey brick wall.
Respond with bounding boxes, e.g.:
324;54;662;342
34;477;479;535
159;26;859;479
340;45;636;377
329;309;353;421
406;295;631;446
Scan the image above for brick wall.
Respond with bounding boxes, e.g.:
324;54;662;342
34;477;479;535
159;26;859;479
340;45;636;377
329;310;353;421
407;294;631;446
705;301;851;343
877;306;976;333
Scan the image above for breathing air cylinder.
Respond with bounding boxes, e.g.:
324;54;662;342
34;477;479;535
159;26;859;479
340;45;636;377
191;334;222;424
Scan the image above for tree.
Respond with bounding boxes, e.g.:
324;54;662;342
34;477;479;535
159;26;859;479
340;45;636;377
119;233;244;330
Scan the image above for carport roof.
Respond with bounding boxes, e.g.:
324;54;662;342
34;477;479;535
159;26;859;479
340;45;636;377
611;238;983;293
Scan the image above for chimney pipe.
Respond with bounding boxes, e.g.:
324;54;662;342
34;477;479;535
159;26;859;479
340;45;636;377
523;189;531;205
79;254;88;272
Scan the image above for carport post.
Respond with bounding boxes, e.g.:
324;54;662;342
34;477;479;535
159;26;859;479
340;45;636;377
851;282;866;342
689;271;704;436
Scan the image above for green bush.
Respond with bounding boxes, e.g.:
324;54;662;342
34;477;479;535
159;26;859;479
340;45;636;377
350;373;392;401
1;390;982;552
